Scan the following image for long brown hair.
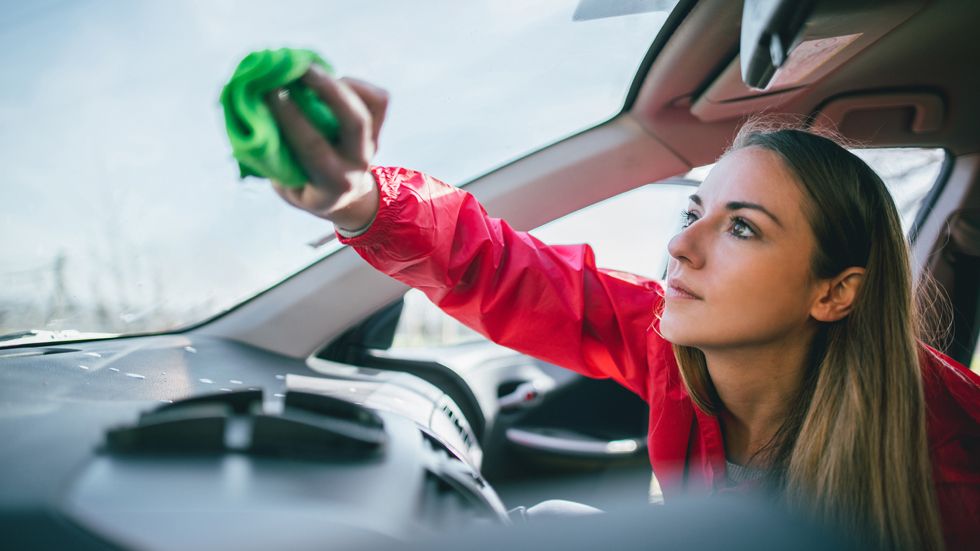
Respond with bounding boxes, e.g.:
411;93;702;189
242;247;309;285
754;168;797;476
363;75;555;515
673;121;945;550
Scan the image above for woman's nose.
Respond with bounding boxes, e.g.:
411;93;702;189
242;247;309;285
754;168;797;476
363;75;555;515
667;224;704;269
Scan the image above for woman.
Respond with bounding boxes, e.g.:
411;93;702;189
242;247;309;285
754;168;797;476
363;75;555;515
265;67;980;550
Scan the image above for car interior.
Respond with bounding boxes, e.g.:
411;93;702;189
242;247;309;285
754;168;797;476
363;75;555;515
2;0;978;549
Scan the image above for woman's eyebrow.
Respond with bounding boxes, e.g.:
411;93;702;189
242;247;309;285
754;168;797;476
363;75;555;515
689;194;784;228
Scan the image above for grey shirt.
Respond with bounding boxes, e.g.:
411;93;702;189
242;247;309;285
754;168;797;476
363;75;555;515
726;460;765;484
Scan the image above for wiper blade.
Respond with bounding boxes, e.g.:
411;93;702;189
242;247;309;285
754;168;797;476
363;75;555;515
0;330;38;342
0;329;118;348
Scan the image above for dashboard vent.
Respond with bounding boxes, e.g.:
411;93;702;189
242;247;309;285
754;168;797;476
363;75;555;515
439;402;475;450
418;432;504;527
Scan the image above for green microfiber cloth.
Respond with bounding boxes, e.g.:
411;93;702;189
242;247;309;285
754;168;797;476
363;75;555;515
220;48;341;187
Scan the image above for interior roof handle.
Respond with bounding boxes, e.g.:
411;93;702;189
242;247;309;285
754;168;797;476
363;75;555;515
811;92;946;135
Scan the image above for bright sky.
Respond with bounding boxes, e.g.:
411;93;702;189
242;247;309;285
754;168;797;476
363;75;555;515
0;0;675;335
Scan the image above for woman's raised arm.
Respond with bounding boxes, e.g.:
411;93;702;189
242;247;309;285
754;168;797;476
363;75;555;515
269;69;665;401
337;167;664;401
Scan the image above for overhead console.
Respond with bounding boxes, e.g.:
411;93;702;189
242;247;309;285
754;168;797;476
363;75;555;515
691;0;928;123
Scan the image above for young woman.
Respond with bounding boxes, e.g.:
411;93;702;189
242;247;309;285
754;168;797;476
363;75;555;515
265;67;980;550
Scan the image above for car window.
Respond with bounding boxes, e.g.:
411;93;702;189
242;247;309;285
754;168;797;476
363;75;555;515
389;147;947;351
390;182;695;349
851;148;947;235
0;0;680;347
972;339;980;375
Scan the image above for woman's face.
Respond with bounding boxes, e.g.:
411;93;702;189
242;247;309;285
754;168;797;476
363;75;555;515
660;146;824;350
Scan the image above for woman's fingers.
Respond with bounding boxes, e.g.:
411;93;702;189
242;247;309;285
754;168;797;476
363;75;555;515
302;65;373;162
266;89;343;187
263;70;386;220
340;77;389;146
271;180;302;207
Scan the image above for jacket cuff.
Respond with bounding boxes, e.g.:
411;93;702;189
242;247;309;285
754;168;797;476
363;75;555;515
335;166;404;247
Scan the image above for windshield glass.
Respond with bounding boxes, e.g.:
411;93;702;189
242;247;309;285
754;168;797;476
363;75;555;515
0;0;679;345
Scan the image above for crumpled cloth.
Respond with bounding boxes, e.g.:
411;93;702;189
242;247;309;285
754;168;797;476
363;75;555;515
220;48;340;187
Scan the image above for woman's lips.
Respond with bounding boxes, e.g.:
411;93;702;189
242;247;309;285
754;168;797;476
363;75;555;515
666;280;702;300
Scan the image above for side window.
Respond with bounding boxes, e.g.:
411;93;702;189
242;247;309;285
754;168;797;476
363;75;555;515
390;182;695;350
972;339;980;376
391;288;485;349
850;148;946;235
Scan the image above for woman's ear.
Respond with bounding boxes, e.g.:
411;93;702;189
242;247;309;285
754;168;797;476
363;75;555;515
810;267;866;322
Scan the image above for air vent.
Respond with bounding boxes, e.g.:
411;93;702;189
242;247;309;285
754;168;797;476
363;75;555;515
439;403;475;450
421;430;487;491
419;428;508;526
106;390;387;458
418;469;476;527
418;439;499;526
421;429;465;464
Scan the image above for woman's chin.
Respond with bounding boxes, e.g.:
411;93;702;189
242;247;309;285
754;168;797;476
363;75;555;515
658;313;687;344
659;311;709;347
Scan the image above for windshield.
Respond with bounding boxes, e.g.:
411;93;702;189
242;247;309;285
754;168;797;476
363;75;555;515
0;0;678;345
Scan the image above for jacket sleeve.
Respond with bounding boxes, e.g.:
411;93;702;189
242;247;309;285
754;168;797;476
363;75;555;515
336;166;666;401
920;346;980;550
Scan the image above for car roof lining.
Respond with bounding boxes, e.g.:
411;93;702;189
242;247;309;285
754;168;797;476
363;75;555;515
632;0;980;165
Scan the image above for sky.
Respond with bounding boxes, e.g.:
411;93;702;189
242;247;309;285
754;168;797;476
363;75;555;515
0;0;675;335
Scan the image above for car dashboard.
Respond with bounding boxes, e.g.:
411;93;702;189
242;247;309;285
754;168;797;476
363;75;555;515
0;334;507;550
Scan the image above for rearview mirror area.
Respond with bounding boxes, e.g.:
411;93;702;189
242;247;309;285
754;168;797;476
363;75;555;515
740;0;813;89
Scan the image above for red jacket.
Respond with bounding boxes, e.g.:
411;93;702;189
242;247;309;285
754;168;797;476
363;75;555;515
338;166;980;549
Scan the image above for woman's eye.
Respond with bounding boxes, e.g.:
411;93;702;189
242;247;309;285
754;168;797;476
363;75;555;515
680;210;698;228
730;217;756;239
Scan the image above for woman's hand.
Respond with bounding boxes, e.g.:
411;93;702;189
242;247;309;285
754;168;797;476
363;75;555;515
266;66;388;230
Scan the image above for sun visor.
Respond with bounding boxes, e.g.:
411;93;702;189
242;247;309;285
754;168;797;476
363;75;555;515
690;0;926;123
